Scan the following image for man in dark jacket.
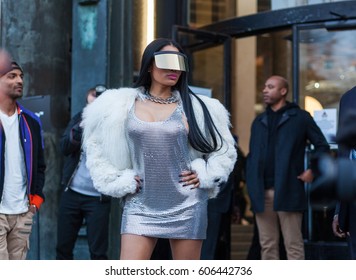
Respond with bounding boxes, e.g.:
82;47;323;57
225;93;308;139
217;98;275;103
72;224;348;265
0;59;46;260
246;75;329;260
332;86;356;259
56;85;111;260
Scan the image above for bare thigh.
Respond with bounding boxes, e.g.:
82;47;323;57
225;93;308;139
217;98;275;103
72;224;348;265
120;234;157;260
169;239;203;260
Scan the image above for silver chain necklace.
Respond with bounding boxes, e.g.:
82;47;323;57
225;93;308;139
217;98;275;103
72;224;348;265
144;91;179;104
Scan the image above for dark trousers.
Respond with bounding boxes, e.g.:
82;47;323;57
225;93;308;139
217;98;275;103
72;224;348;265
56;188;111;260
201;211;222;260
201;210;231;260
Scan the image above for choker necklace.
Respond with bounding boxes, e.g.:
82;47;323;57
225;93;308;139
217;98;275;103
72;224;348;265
144;91;179;104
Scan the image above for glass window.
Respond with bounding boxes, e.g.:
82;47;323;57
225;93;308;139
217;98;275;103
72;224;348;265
299;28;356;111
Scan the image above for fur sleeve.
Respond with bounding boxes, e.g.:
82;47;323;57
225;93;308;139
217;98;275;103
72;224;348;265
81;88;138;198
190;96;237;198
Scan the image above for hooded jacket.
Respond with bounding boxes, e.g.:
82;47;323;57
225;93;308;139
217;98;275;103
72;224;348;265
81;87;237;199
0;103;46;209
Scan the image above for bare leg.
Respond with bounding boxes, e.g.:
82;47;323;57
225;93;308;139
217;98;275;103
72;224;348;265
120;234;157;260
169;239;203;260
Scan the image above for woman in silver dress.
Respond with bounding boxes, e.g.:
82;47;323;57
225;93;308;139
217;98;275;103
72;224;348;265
81;38;237;260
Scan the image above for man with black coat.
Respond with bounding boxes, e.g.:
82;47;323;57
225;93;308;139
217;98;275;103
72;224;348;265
246;75;329;260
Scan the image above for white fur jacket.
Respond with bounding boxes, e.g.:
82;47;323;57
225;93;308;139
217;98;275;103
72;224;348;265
81;87;237;199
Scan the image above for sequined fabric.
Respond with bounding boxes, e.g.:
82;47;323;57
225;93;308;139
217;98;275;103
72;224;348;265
121;102;208;239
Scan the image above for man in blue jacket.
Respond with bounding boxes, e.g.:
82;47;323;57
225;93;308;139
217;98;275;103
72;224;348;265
246;75;329;260
0;59;46;260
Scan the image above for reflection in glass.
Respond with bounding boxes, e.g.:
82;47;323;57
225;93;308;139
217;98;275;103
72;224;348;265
299;28;356;112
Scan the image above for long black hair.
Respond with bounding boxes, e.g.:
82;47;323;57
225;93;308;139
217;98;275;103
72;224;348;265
134;38;223;154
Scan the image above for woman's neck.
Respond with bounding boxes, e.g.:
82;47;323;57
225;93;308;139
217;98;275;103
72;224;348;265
149;85;172;98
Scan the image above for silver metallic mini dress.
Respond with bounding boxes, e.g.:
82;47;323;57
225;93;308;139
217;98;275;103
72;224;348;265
120;101;208;239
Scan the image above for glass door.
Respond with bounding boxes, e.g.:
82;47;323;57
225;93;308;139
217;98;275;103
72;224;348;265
294;21;356;250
